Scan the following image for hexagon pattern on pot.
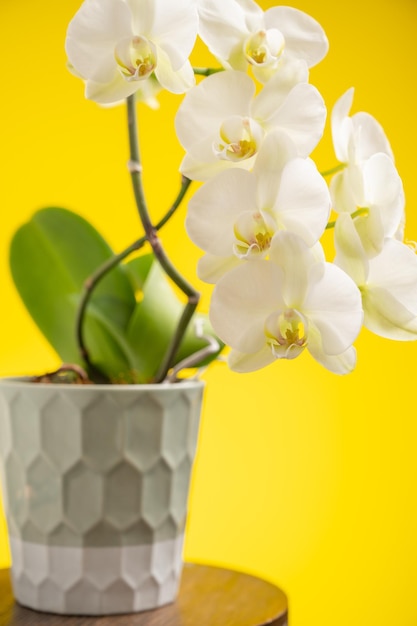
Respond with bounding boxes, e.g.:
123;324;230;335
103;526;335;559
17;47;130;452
0;380;204;614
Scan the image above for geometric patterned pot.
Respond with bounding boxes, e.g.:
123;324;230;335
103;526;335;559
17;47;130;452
0;377;204;615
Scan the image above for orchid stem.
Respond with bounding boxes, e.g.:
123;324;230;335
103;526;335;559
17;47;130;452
126;94;200;382
325;207;370;230
76;173;193;379
320;163;345;177
193;66;224;76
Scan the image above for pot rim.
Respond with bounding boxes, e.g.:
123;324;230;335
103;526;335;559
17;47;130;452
0;376;205;392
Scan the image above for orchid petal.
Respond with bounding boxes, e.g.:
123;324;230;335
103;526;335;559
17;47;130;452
210;260;285;352
354;209;385;258
362;154;405;238
265;6;329;67
367;239;417;312
307;324;357;374
331;88;354;162
154;49;195;93
274;158;331;245
150;0;198;71
228;345;276;373
255;83;326;157
330;167;362;214
253;130;298;208
252;64;308;119
66;0;133;83
363;287;417;340
303;262;363;355
352;112;393;161
84;71;140;103
180;150;255;181
175;71;255;153
197;253;241;284
334;213;369;286
197;0;252;63
269;231;314;307
186;168;257;256
125;0;155;34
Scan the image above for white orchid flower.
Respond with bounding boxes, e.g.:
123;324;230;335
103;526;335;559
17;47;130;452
335;213;417;340
209;231;363;374
65;0;198;104
332;152;405;258
197;0;328;83
330;87;395;214
186;131;331;282
330;88;404;256
175;69;326;180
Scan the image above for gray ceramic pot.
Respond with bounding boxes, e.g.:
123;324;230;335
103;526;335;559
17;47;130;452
0;377;204;615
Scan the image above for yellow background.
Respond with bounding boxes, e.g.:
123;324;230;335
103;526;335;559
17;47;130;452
1;1;417;625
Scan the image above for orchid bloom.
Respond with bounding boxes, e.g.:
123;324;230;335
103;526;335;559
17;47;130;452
330;88;404;256
330;88;395;213
65;0;198;104
210;231;363;374
186;131;331;282
198;0;328;83
335;214;417;341
175;69;326;180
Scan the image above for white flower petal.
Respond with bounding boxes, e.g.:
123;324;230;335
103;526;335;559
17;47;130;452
151;0;198;71
228;345;276;373
269;231;316;307
354;209;385;258
265;6;329;67
154;49;195;93
362;154;405;238
274;158;331;245
252;63;308;120
367;239;417;312
125;0;155;34
66;0;133;83
175;71;255;154
180;150;255;180
256;83;326;157
363;286;417;340
307;325;357;374
197;253;241;284
330;166;362;214
209;260;285;352
352;112;393;161
186;168;257;256
253;130;298;208
334;213;369;286
331;88;354;162
197;0;252;64
303;262;363;355
84;71;140;103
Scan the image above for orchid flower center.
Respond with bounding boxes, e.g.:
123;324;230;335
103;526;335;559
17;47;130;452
115;36;157;82
233;210;276;259
244;29;285;67
264;309;308;359
214;116;264;162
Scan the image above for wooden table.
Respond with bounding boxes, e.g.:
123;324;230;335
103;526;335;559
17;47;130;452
0;564;288;626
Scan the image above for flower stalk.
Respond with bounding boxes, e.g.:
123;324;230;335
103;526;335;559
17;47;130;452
126;95;200;382
76;172;193;380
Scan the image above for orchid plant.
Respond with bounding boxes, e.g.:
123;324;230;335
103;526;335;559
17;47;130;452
10;0;417;384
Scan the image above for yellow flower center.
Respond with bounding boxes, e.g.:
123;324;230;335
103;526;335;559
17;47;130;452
233;211;276;259
214;116;264;162
244;29;285;67
115;36;157;81
265;309;308;360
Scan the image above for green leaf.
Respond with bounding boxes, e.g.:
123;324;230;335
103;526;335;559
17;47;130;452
10;207;136;376
125;256;223;381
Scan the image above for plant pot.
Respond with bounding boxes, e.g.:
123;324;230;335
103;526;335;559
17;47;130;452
0;377;204;615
